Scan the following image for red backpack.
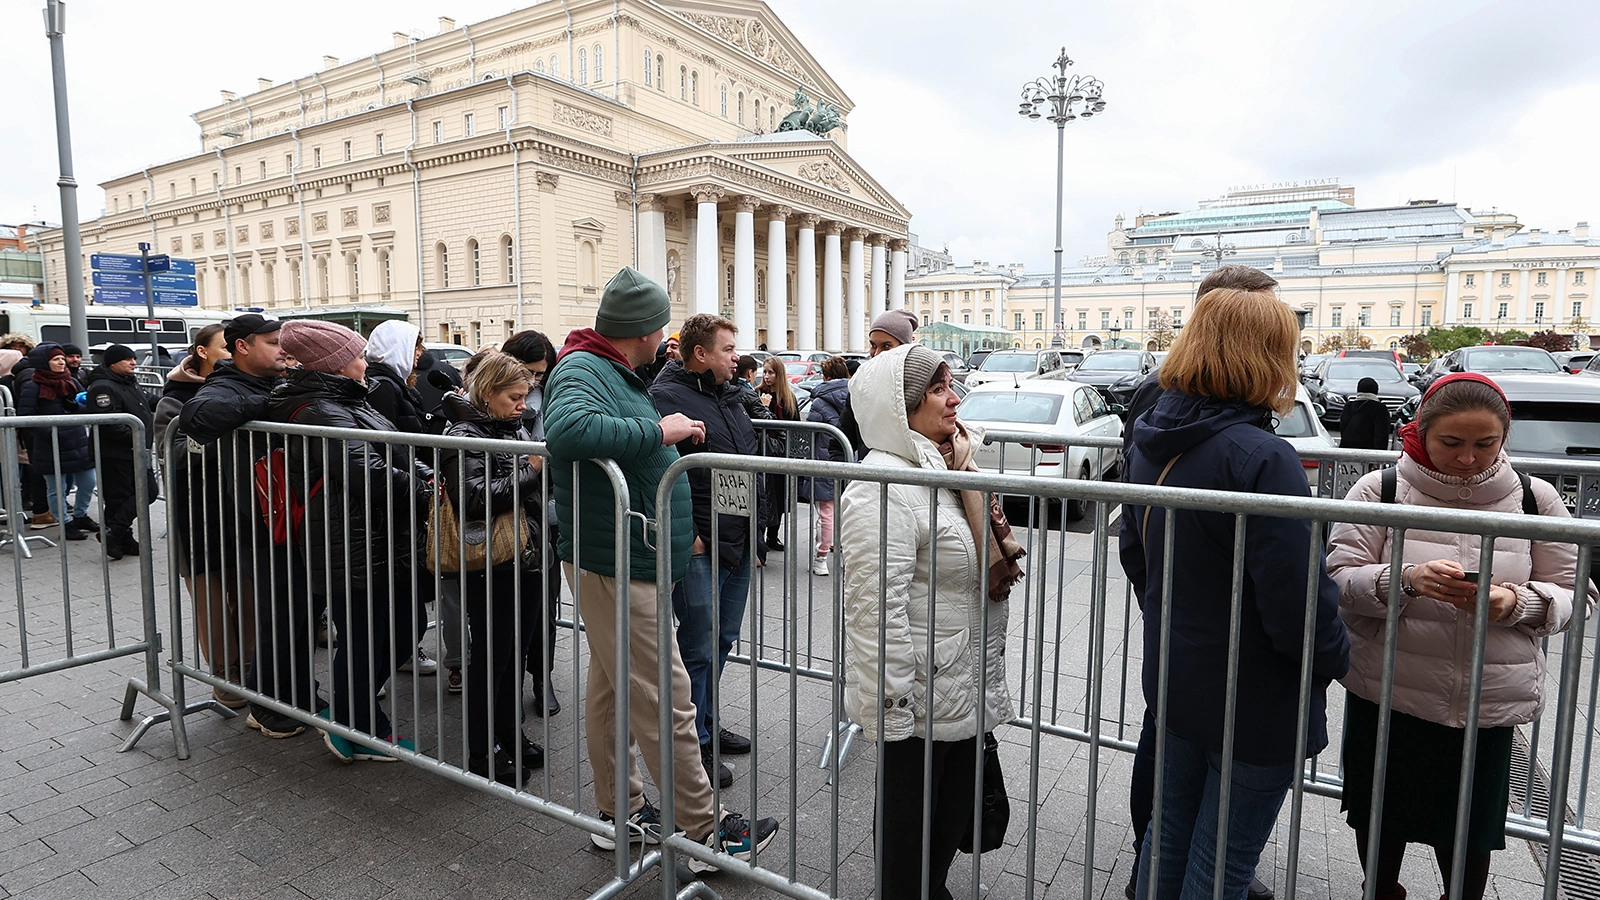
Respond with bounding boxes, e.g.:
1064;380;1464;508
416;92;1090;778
251;404;323;545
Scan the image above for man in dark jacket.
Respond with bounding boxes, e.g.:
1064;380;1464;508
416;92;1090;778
831;308;917;462
650;313;761;788
84;345;156;559
175;314;304;734
1338;376;1392;450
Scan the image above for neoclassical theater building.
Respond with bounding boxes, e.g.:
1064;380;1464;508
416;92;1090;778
38;0;912;352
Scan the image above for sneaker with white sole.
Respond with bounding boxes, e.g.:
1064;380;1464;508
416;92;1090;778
591;799;664;850
810;553;830;577
398;646;438;675
246;705;306;739
687;811;780;873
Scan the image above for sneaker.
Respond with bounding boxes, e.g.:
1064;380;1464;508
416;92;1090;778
1248;877;1275;900
104;534;125;560
120;536;141;556
246;705;306;739
702;745;734;789
517;738;545;771
64;526;89;542
398;646;438;675
316;708;354;764
316;612;332;648
69;515;99;534
527;679;560;717
811;553;829;577
446;667;463;694
591;799;664;850
212;685;248;710
468;748;526;787
715;728;751;756
353;735;415;762
28;512;57;530
687;811;779;873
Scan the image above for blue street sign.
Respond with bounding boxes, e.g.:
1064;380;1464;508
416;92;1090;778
90;253;144;273
92;271;145;288
153;290;199;307
93;288;199;307
165;258;197;275
151;273;197;291
144;255;170;273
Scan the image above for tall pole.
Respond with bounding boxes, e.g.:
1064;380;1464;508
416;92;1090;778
1052;118;1065;348
138;242;160;366
44;0;88;350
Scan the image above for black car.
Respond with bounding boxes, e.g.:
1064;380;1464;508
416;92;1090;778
1414;345;1563;391
966;349;994;372
1304;358;1419;424
1068;350;1158;407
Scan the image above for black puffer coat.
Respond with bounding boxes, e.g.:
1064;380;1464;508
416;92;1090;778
367;359;431;435
16;353;89;475
267;369;431;588
437;394;543;570
84;367;156;461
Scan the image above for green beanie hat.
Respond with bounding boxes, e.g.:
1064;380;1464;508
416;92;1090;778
596;267;672;338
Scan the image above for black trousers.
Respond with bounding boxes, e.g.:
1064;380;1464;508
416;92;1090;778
463;566;538;767
522;543;560;681
328;568;413;740
1131;708;1157;859
245;542;319;714
99;458;150;539
878;735;980;900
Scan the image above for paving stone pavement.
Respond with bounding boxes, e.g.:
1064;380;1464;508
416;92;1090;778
0;498;1573;899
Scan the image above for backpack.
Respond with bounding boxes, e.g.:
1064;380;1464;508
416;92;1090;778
251;403;322;545
1379;466;1536;515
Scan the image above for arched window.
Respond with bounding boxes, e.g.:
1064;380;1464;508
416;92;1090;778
578;49;587;84
1118;251;1130;264
578;240;597;286
680;66;687;100
262;262;275;304
1189;238;1204;249
757;267;766;304
690;71;698;105
1155;250;1166;262
467;238;481;286
720;84;728;117
239;265;252;306
643;49;652;86
1136;251;1147;264
346;252;360;300
754;98;761;127
770;106;776;131
549;55;559;78
435;242;449;289
737;91;745;124
316;257;330;301
373;251;389;298
501;235;515;283
593;44;603;82
536;59;545;74
725;265;735;300
656;55;664;90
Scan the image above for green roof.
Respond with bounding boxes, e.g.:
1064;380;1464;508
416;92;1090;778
1130;200;1353;235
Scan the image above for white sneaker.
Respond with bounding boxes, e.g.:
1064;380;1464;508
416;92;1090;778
399;646;438;675
811;553;830;577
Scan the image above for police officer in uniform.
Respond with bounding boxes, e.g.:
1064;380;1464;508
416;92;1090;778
85;344;157;559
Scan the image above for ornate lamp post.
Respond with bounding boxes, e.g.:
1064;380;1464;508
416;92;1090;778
1108;321;1122;350
1020;48;1107;349
1198;231;1236;264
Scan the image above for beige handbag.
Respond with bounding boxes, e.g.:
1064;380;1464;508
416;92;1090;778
426;488;534;573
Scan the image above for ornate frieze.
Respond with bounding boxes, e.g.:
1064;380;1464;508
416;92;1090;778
372;203;390;225
554;101;614;138
341;207;359;229
796;161;850;194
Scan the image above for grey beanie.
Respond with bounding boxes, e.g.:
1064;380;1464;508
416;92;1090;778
596;267;672;338
869;308;919;348
902;344;947;414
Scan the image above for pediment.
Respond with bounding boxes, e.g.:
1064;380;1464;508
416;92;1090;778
571;216;606;233
657;0;851;110
725;142;900;213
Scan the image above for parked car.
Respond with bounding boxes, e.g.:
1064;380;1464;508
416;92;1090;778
783;360;822;384
957;381;1122;520
1554;350;1596;375
1067;350;1159;407
1414;345;1564;390
965;348;1074;388
1338;348;1403;370
937;351;971;382
1299;353;1330;382
1400;361;1423;383
424;342;474;363
967;349;994;372
1274;385;1337;483
1304;358;1419;424
777;350;834;364
1492;373;1600;516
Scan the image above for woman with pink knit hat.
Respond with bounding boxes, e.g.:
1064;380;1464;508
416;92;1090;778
267;320;433;763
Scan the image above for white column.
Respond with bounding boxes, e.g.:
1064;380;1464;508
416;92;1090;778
765;206;790;352
1554;266;1569;328
795;214;818;350
684;202;698;310
693;185;723;316
734;195;758;336
1444;267;1461;323
846;228;867;352
869;236;887;323
636;193;667;288
822;222;843;351
1516;268;1530;324
889;238;907;311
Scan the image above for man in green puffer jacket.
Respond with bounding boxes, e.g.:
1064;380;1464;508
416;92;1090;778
544;266;779;867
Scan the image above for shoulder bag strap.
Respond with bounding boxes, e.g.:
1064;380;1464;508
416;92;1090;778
1140;453;1184;543
1380;466;1397;504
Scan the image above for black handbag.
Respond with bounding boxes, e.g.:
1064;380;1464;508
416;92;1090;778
958;731;1010;854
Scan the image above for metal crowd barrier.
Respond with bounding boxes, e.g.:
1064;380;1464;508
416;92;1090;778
163;421;666;897
0;413;192;759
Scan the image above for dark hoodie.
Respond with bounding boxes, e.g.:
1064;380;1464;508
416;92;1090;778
1118;389;1349;766
1338;377;1392;451
648;359;760;568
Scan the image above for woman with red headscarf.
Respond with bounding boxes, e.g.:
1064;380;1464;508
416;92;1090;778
1326;372;1586;900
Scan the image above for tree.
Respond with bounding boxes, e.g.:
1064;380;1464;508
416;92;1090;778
1342;324;1373;350
1398;333;1434;361
1316;334;1344;354
1421;325;1486;354
1490;328;1530;345
1525;329;1572;352
1148;311;1175;350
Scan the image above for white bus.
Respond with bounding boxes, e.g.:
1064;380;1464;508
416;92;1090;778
0;303;230;354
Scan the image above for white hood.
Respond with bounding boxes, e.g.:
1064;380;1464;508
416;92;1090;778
852;344;982;471
365;320;421;382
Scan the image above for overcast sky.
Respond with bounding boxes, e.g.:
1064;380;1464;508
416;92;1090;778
5;0;1597;271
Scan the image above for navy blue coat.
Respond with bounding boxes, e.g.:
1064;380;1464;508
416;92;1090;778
1119;390;1349;766
17;374;91;475
804;378;850;503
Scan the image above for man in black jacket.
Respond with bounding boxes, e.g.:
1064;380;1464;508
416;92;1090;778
649;313;759;788
175;314;308;738
84;345;156;559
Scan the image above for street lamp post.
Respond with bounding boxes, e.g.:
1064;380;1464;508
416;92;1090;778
1199;231;1236;264
43;0;88;350
1020;48;1106;349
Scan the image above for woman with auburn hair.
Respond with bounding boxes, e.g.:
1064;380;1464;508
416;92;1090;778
1120;288;1350;900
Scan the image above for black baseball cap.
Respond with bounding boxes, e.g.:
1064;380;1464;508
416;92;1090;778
223;314;282;351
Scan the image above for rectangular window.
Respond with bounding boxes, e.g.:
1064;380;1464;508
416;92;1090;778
169;181;176;199
313;147;322;167
284;154;293;173
1359;306;1371;327
234;166;242;183
984;290;992;302
1014;313;1024;331
1576;271;1587;286
1537;271;1548;286
433;121;443;143
1078;311;1087;330
343;141;352;162
922;314;930;326
1500;272;1511;288
984;312;992;326
1420;307;1432;327
375;134;384;155
1331;309;1343;327
1497;301;1509;319
1172;308;1183;327
1148;308;1159;324
1100;311;1110;329
1465;273;1475;288
962;314;970;324
259;161;267;180
464;113;474;137
1462;302;1474;319
190;177;198;195
1124;310;1134;329
1535;301;1546;321
498;106;509;130
1576;301;1585;318
1035;312;1044;330
962;291;970;302
1390;308;1401;327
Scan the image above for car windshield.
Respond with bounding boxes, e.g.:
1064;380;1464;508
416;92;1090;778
980;354;1040;373
1274;402;1319;438
1062;352;1085;365
957;391;1064;425
784;361;812;376
1077;354;1141;372
1325;361;1403;383
1467;348;1560;373
1506;403;1600;456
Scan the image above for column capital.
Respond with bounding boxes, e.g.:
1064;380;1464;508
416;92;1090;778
536;171;560;192
637;192;668;213
796;213;822;230
689;183;725;204
734;194;761;214
820;220;845;236
845;227;870;243
614;190;634;209
870;232;893;247
890;237;911;253
765;205;793;222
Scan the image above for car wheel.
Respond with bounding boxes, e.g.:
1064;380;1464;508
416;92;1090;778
1066;463;1091;522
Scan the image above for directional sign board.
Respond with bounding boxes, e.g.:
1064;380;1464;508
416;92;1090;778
143;256;196;275
92;271;198;291
89;253;145;273
93;288;199;307
90;253;199;307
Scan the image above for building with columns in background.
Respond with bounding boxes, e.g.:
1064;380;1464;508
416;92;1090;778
36;0;911;352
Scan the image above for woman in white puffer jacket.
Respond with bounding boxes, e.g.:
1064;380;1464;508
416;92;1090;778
840;344;1024;900
1326;372;1586;900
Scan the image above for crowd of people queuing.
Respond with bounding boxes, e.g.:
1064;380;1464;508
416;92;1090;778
0;259;1588;897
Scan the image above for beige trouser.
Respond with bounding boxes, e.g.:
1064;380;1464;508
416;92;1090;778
567;564;716;840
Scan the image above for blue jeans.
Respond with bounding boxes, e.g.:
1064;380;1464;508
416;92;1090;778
1135;729;1294;900
671;549;752;746
45;469;96;522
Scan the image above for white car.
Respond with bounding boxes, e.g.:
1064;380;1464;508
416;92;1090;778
424;342;474;364
957;381;1123;520
1276;384;1337;487
964;348;1074;388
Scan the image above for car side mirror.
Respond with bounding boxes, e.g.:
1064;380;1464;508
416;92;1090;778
1313;403;1327;418
1109;403;1128;416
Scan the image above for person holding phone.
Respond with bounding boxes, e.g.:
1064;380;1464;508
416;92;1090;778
1326;372;1586;900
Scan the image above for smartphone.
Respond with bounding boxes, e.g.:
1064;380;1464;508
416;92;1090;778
1460;570;1481;584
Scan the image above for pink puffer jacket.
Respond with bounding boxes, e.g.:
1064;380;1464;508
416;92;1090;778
1326;454;1585;728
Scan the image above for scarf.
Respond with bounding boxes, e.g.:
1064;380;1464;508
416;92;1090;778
1398;371;1510;472
940;422;1027;602
31;363;77;403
